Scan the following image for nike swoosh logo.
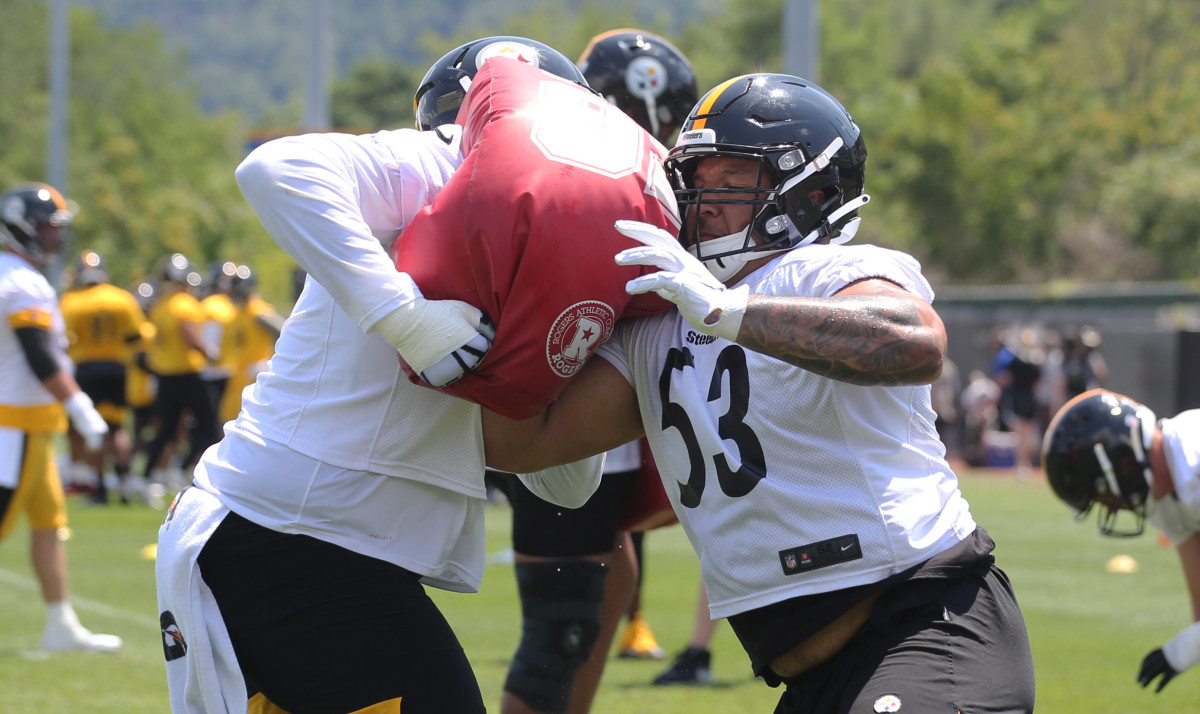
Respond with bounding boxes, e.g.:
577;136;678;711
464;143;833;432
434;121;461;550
841;543;854;551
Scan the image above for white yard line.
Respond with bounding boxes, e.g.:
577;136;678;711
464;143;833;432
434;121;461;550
0;566;159;629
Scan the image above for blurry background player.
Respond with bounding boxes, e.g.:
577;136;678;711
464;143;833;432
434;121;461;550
0;182;122;652
59;249;147;504
127;281;159;470
496;29;696;714
141;253;217;505
216;263;281;424
200;261;239;434
1043;389;1200;694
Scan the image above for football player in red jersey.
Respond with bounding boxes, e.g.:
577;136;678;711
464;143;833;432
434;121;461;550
493;29;697;714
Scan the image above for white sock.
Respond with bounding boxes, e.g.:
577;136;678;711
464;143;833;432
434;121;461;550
45;599;80;628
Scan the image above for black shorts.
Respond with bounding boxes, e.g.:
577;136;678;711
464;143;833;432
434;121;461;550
75;361;127;409
508;469;636;557
774;563;1035;714
196;512;486;714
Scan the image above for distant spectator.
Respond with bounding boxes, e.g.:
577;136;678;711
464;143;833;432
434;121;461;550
1062;325;1109;399
995;328;1043;477
1037;329;1066;431
961;370;1001;467
931;356;963;463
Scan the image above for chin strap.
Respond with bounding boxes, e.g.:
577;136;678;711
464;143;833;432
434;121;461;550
689;227;786;283
797;195;871;247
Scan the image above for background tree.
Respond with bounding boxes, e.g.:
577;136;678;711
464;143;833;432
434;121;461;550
0;0;293;304
6;0;1200;296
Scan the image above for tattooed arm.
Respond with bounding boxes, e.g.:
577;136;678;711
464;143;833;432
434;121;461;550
736;278;946;386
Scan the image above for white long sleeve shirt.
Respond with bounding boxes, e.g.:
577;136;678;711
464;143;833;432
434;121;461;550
1149;410;1200;545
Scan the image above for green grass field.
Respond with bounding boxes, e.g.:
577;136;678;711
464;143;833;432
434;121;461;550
1;470;1197;712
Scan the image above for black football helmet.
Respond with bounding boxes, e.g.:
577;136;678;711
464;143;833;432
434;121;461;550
207;260;238;296
1042;389;1157;536
159;253;203;288
0;182;75;270
577;29;698;144
133;280;156;311
229;264;257;301
665;74;869;281
414;36;589;131
75;249;109;286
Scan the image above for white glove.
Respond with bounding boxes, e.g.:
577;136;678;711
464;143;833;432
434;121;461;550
417;315;495;388
64;391;108;451
613;220;749;341
372;275;494;388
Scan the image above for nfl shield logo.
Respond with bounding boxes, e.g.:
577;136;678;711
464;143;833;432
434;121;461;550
785;553;797;569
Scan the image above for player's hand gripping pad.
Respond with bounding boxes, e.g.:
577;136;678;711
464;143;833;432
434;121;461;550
393;57;679;418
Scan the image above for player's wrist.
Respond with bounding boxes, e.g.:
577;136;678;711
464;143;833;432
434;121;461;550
1163;621;1200;672
704;284;749;341
63;390;95;417
375;297;487;376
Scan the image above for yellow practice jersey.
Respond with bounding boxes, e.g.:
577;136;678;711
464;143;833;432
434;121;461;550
202;293;238;372
218;297;280;423
127;320;157;409
61;283;146;364
148;290;207;375
226;297;279;369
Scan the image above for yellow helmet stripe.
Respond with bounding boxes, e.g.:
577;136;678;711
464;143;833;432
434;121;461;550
690;75;750;130
47;186;68;211
577;27;643;64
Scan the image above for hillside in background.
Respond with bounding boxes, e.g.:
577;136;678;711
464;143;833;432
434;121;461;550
71;0;726;122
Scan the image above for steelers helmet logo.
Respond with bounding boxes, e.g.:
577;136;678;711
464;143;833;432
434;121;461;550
625;55;668;100
476;41;541;70
873;694;902;713
545;300;616;378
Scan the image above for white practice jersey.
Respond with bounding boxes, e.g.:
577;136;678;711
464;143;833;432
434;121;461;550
1149;410;1200;545
0;252;70;408
599;243;977;619
196;126;493;590
603;440;642;474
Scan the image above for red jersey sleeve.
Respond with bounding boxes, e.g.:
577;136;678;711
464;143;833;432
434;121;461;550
393;57;679;419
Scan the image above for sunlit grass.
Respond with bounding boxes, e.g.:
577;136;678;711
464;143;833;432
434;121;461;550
0;470;1196;712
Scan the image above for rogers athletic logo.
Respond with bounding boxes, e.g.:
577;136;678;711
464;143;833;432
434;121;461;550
546;301;616;378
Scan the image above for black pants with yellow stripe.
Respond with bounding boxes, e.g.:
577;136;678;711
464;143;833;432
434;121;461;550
142;372;217;478
197;511;487;714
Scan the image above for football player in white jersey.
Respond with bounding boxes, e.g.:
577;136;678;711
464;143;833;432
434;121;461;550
0;182;122;653
1044;389;1200;694
153;36;677;714
483;74;1037;713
